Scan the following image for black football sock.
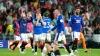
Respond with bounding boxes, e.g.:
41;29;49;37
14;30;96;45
12;41;19;50
35;45;37;52
64;44;71;53
30;38;34;49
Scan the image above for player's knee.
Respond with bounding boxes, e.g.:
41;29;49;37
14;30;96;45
74;38;78;43
30;37;33;41
63;44;68;47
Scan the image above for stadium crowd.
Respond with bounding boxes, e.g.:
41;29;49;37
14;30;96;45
0;0;100;40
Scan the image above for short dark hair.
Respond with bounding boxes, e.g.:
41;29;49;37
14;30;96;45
12;13;17;17
75;7;80;10
43;12;49;17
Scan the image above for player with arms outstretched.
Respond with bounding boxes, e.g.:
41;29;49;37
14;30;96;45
18;12;33;53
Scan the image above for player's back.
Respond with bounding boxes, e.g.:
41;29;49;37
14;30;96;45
68;15;84;32
43;17;51;33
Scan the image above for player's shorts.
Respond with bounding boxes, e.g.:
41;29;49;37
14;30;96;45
71;31;81;40
34;34;43;41
48;50;55;56
27;33;33;39
20;33;28;42
14;35;21;41
42;33;51;41
55;33;66;41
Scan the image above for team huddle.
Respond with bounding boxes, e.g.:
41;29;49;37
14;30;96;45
8;8;90;56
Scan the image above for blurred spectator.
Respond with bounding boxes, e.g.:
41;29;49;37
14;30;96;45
6;10;13;25
24;0;28;12
33;0;39;8
6;0;13;10
94;24;100;34
92;10;100;27
0;2;6;13
39;0;45;6
18;4;25;16
66;2;74;17
52;0;57;5
82;13;89;27
2;21;8;40
15;0;21;9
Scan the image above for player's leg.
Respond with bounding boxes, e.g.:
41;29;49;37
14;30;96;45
28;33;34;52
53;42;61;56
61;34;72;55
39;34;45;52
12;41;19;51
80;32;90;53
42;43;53;56
9;35;19;51
53;33;61;55
42;43;60;56
34;34;39;55
71;32;80;52
46;33;51;45
12;35;20;51
20;33;28;53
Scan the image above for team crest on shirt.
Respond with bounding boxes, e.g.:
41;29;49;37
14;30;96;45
23;24;26;26
76;20;81;23
60;19;64;22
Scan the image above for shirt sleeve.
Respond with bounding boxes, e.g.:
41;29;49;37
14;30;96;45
51;15;62;31
51;24;57;31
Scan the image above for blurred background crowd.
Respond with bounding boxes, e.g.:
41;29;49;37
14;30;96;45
0;0;100;40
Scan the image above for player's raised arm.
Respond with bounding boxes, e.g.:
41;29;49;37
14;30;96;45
33;13;41;26
40;15;46;26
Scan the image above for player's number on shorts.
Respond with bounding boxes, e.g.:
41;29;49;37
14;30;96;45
44;22;50;28
51;52;55;56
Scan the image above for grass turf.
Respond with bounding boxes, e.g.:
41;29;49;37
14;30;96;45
0;48;100;56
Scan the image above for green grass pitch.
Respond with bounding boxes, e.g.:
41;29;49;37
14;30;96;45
0;48;100;56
